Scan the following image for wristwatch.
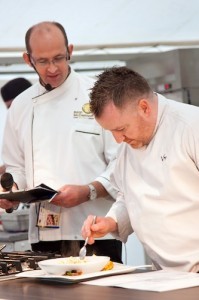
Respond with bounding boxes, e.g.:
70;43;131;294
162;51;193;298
88;184;97;200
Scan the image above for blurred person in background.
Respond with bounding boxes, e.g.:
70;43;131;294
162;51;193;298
1;77;32;109
82;66;199;272
0;21;122;262
0;78;32;175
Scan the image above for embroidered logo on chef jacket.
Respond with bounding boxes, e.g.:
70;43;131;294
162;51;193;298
82;103;91;114
73;103;94;119
161;154;167;161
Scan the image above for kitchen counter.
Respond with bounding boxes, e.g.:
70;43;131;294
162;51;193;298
0;276;198;300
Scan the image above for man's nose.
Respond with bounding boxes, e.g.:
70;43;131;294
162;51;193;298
47;61;58;72
112;132;125;144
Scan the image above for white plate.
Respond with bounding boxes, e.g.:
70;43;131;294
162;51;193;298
16;263;136;283
38;256;110;275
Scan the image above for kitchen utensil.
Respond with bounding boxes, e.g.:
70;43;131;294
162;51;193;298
79;215;96;260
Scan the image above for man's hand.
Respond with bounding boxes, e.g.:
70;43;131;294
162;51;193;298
50;184;90;208
0;199;19;210
81;215;118;244
51;182;108;208
0;182;19;210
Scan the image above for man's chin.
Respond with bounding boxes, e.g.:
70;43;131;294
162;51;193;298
128;142;144;149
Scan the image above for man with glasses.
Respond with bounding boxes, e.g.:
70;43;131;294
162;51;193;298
0;21;122;263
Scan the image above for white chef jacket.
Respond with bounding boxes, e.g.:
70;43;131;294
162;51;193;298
107;94;199;272
2;69;119;243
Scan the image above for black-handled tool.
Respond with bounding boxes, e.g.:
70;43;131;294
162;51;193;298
0;172;14;213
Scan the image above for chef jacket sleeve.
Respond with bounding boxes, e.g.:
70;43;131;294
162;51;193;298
95;129;120;199
106;191;134;243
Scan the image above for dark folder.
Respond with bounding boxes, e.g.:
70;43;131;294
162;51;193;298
0;184;58;204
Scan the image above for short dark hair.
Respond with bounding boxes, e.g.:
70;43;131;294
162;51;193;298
90;66;152;117
25;21;69;54
1;77;32;102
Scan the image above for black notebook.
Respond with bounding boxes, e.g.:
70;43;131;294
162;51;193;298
0;184;58;204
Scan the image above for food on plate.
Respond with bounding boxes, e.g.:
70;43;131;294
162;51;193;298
63;259;114;276
58;256;87;265
102;260;114;271
65;270;82;276
60;257;86;275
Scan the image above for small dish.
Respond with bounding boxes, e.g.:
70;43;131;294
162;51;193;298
38;255;110;276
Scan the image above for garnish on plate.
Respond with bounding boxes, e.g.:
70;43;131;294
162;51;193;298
65;270;82;276
102;261;114;271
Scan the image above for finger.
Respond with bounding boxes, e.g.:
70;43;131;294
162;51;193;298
87;236;95;245
81;215;95;238
0;199;14;209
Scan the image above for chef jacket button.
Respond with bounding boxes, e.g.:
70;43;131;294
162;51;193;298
33;99;37;103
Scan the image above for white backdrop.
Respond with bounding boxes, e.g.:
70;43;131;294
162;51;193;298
1;0;199;52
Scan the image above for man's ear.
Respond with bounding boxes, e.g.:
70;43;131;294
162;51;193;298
67;44;73;60
23;52;33;67
138;99;150;116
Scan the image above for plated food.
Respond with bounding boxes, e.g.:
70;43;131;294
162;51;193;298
38;255;110;276
102;260;114;271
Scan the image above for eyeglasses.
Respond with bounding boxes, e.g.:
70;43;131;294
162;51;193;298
30;54;67;68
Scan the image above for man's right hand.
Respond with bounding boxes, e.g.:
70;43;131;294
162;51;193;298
81;215;118;244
